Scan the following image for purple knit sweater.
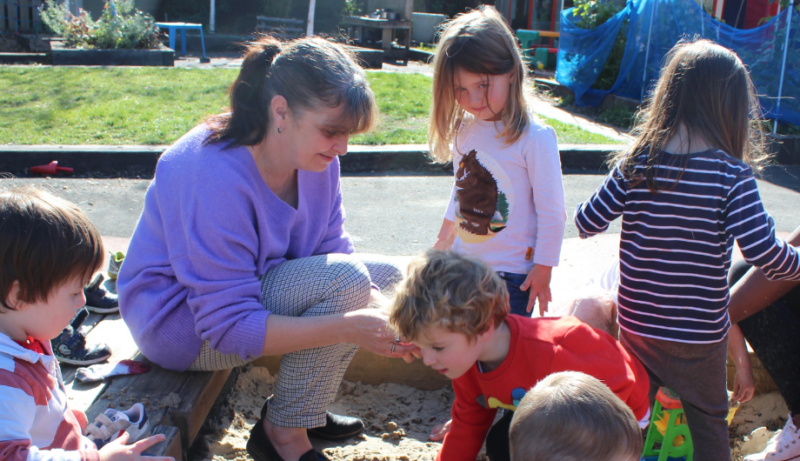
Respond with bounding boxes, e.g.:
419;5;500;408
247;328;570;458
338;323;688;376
117;126;354;371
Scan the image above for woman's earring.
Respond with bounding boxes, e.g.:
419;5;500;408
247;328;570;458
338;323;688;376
277;126;283;134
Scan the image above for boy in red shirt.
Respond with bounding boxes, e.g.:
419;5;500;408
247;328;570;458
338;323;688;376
389;250;650;461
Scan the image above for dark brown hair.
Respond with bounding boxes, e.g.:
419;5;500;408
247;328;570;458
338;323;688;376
205;35;377;147
612;39;768;192
429;5;530;161
389;250;509;341
509;371;642;461
0;187;104;311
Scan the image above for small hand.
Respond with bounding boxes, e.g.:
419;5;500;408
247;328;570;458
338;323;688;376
430;419;452;441
520;265;553;316
732;366;755;403
98;432;174;461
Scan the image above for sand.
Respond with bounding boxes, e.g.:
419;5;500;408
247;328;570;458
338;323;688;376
730;392;790;460
196;365;789;461
197;365;458;461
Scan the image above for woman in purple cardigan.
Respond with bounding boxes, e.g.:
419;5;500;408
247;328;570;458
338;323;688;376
117;36;414;461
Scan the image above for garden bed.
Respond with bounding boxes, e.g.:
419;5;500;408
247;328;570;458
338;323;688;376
51;42;174;66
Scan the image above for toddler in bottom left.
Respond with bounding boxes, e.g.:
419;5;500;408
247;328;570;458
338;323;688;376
0;187;172;461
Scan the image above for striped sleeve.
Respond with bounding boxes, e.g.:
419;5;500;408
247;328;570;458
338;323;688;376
724;167;800;281
574;164;627;237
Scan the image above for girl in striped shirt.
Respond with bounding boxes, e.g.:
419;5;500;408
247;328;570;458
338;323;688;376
575;39;800;461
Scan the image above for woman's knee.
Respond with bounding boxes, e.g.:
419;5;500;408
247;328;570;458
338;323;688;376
323;253;372;314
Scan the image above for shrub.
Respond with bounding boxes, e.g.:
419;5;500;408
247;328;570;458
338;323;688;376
572;0;628;91
597;104;635;128
40;0;161;49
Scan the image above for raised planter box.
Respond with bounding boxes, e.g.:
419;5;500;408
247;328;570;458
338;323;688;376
51;42;174;66
346;45;384;69
0;52;49;65
768;133;800;165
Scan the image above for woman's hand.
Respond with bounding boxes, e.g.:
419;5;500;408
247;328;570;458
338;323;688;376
343;291;416;358
520;264;553;316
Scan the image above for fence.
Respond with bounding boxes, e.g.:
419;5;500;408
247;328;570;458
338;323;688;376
1;0;43;33
557;0;800;128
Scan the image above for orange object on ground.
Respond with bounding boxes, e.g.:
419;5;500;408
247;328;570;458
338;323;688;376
30;161;74;175
656;387;683;410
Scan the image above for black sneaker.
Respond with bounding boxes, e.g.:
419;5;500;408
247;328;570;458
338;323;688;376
51;309;112;365
84;273;119;314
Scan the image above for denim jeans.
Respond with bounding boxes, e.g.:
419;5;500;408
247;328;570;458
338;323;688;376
497;271;530;317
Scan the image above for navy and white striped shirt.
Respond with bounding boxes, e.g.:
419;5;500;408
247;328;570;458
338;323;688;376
575;150;800;343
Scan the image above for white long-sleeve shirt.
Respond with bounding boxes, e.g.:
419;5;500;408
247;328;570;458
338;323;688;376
444;113;567;273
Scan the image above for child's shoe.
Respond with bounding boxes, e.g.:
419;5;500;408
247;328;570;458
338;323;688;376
51;313;112;366
108;251;125;281
84;273;119;314
744;415;800;461
86;403;149;448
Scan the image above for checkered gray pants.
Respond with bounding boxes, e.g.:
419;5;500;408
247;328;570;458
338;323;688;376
187;253;403;428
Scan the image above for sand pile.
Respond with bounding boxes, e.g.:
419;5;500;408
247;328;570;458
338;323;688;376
730;392;789;460
197;365;789;461
198;365;456;461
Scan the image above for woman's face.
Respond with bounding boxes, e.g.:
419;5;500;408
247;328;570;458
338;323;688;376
283;104;350;173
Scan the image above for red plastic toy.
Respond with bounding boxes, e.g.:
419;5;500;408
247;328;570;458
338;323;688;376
30;161;74;175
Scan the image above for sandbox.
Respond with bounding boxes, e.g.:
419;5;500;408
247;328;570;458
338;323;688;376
192;365;789;461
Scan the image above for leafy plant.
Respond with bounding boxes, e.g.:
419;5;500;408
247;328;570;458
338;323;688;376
572;0;628;91
597;104;635;128
40;0;161;50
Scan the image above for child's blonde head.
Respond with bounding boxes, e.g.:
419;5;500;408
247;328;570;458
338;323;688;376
615;38;768;191
429;5;530;162
389;250;508;341
509;371;643;461
0;187;104;311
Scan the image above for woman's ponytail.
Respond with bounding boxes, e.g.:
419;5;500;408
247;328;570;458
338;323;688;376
206;37;282;146
205;35;377;148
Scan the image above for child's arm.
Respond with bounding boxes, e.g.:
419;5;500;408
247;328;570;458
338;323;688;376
729;225;800;324
433;218;456;251
436;377;496;461
725;168;800;281
574;164;627;238
524;127;566;315
727;324;755;403
521;264;552;315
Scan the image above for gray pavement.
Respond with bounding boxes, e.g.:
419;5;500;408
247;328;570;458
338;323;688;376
3;165;799;256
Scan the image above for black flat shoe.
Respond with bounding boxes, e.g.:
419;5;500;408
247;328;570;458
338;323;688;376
259;395;364;441
247;397;331;461
307;411;365;441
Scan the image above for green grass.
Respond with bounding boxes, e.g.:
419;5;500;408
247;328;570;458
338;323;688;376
0;67;621;145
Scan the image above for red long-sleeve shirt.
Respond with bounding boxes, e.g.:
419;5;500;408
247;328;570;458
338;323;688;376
437;315;650;461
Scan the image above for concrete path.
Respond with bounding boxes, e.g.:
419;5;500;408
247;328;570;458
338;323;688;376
3;168;798;305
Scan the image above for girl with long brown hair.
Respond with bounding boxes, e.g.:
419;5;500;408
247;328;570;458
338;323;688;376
575;39;800;461
429;6;567;319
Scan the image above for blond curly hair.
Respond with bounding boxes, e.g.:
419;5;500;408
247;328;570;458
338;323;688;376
389;250;509;341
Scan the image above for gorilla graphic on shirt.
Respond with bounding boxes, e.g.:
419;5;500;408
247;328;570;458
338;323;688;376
455;150;511;239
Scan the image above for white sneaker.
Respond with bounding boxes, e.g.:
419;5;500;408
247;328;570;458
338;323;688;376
745;415;800;461
86;403;149;448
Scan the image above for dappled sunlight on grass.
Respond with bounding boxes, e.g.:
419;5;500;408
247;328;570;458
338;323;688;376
0;67;620;145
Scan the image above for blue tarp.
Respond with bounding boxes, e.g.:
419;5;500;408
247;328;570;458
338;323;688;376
556;0;800;127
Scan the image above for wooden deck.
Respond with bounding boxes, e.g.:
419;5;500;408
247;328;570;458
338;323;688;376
61;308;233;458
61;237;234;459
